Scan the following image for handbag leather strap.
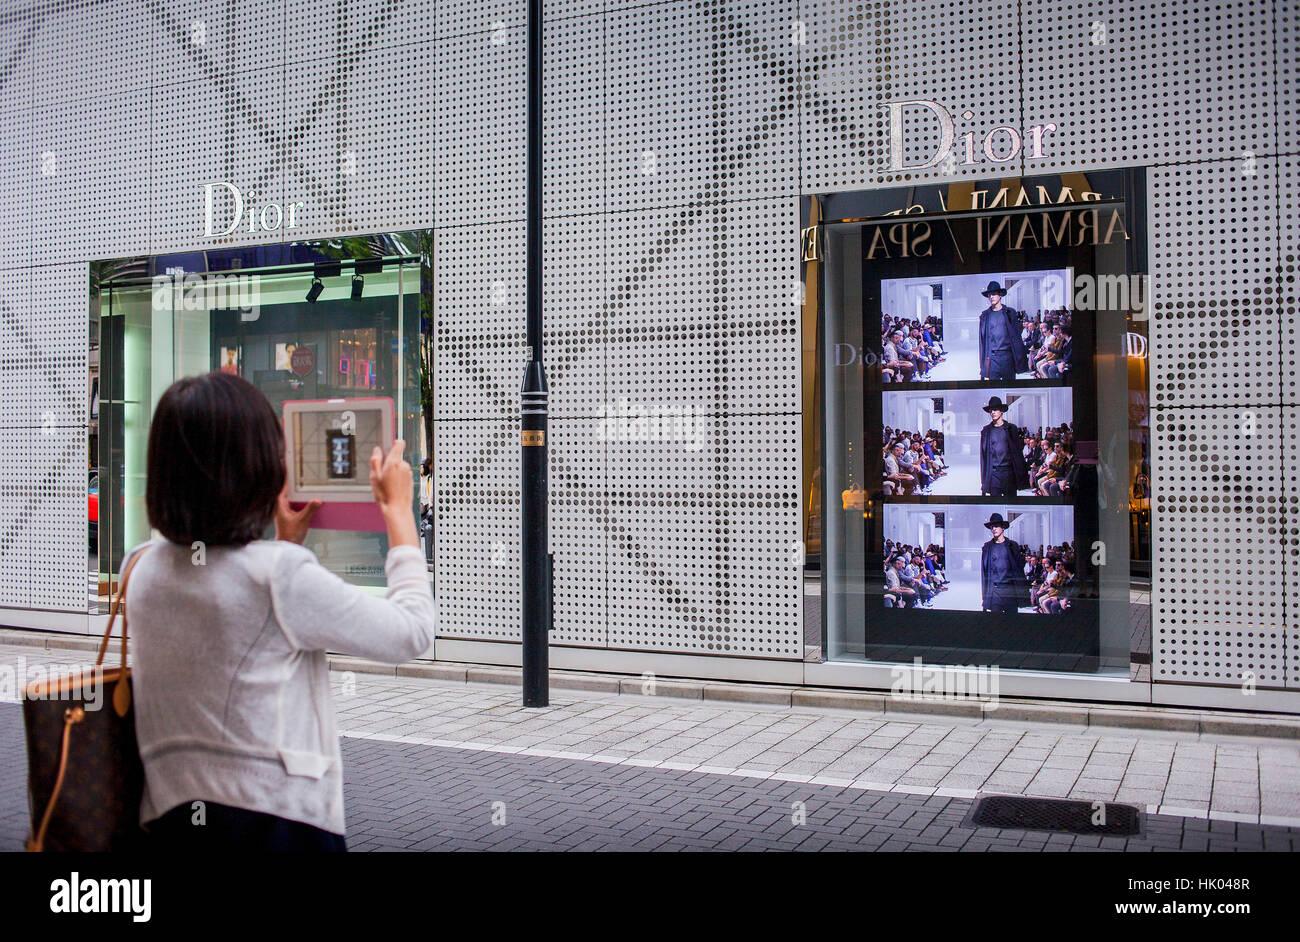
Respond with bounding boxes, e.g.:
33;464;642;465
28;546;150;853
26;706;84;852
95;546;150;669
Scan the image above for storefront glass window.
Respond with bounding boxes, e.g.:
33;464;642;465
98;253;422;600
809;171;1149;677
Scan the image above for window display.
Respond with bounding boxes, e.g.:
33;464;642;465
99;248;423;596
814;169;1148;674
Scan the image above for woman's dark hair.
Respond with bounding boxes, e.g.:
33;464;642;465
146;372;285;546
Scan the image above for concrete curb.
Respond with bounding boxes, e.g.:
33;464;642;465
792;690;888;713
552;673;622;694
981;702;1091;725
330;656;395;677
704;683;793;706
397;663;468;683
0;631;101;654
465;667;518;686
1087;707;1200;733
619;677;703;699
0;629;1296;739
887;696;984;718
1197;715;1300;739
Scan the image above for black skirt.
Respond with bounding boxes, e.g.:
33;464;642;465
147;800;347;852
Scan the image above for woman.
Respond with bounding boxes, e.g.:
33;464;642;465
123;372;435;851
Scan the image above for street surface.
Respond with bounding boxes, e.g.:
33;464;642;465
2;642;1297;851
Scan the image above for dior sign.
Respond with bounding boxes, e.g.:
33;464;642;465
881;99;1058;173
202;181;305;237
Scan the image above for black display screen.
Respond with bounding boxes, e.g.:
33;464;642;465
327;430;356;480
834;169;1147;672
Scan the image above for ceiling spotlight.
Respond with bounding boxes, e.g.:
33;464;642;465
306;276;323;303
351;273;364;300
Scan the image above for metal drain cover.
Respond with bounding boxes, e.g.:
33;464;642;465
964;795;1143;836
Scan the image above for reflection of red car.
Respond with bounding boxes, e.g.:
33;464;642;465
88;472;99;548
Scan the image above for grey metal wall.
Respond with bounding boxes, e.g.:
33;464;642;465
0;0;1295;692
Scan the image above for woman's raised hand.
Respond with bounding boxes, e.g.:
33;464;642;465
370;439;413;515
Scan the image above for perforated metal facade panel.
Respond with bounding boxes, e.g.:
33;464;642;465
151;0;284;86
0;427;31;610
0;263;88;613
1023;0;1276;171
30;264;89;431
1150;158;1280;409
1284;153;1300;689
800;0;1022;192
0;0;1293;693
151;69;283;254
0;103;30;269
1283;155;1298;408
285;42;437;239
433;419;520;642
32;89;152;264
1153;407;1286;686
543;214;605;418
28;426;88;612
0;268;30;431
604;412;801;656
434;220;528;420
605;0;797;211
0;7;34;115
549;417;605;646
1281;1;1299;155
31;0;153;107
543;13;603;220
441;0;523;37
606;199;798;417
288;0;433;63
435;27;525;226
1287;399;1300;689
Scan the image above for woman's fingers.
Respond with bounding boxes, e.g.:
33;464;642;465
289;498;321;520
369;447;385;502
368;442;412;507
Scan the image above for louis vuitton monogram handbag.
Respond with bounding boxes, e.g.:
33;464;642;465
23;548;150;852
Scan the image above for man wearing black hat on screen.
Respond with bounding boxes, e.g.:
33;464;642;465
979;396;1030;496
978;281;1028;381
981;512;1029;614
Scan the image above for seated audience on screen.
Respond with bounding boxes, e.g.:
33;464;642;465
883;542;949;608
